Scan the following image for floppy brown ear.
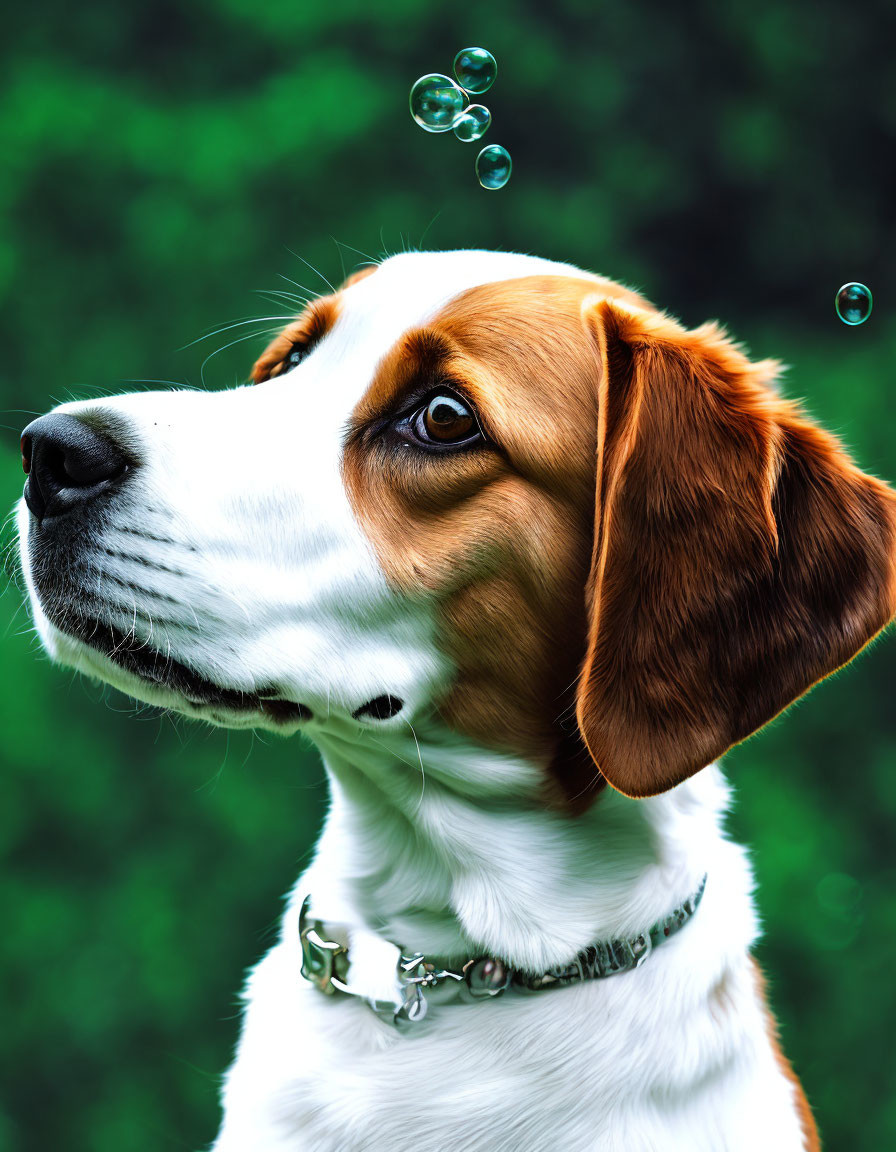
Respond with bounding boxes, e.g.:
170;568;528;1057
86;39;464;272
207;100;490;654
576;298;896;798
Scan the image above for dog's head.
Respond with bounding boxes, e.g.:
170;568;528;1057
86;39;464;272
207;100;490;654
16;250;896;806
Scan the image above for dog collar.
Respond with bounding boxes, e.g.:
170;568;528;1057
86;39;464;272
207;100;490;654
299;874;707;1027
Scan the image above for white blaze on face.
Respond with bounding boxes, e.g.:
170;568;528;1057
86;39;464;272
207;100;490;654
18;250;596;728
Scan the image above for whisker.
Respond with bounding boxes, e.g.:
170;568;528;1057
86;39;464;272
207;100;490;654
252;289;312;310
97;545;189;578
100;604;199;632
251;293;311;316
253;287;311;303
119;378;202;391
331;238;381;267
179;316;295;352
92;569;184;607
1;597;30;642
49;384;129;406
200;327;284;387
285;248;336;295
417;211;442;250
332;235;346;283
56;563;210;628
404;718;427;812
109;525;192;548
277;272;318;297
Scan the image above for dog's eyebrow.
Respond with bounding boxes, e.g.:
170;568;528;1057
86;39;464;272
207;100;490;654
251;296;341;384
351;327;463;425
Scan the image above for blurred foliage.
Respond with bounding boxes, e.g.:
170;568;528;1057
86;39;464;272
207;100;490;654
1;0;895;1149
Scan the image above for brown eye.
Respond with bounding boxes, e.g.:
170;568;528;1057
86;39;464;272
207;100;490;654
417;394;478;444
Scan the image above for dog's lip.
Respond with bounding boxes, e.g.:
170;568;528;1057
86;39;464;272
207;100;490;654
65;615;311;721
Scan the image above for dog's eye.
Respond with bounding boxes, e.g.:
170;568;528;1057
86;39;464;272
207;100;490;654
285;343;309;371
413;394;480;446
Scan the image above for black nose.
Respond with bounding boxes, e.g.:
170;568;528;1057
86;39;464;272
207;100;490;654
21;413;129;522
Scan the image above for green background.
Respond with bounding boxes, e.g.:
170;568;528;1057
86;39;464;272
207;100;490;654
2;1;895;1149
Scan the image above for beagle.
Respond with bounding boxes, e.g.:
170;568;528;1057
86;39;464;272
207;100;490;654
17;250;896;1151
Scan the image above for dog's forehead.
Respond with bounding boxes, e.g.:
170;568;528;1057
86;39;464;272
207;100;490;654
327;250;592;363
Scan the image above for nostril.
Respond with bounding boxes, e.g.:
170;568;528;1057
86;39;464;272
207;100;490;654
20;435;32;475
44;444;69;486
353;695;405;721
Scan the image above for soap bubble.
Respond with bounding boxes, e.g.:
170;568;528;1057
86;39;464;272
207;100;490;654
454;47;498;95
409;74;467;133
476;144;512;190
453;104;491;142
835;282;873;326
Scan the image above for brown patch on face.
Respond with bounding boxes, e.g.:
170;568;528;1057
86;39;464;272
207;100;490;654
251;295;342;383
750;959;820;1150
345;269;896;811
344;274;652;809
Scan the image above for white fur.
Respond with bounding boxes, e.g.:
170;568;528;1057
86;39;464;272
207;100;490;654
215;760;805;1152
16;250;810;1151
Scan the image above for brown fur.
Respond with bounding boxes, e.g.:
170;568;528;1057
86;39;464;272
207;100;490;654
252;296;341;383
344;275;651;807
341;265;377;290
751;960;821;1150
577;299;896;797
253;269;896;810
245;263;873;1142
252;267;375;384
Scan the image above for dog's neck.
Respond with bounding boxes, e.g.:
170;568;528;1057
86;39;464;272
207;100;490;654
297;720;726;972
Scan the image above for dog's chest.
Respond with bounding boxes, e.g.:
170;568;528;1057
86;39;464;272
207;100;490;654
215;934;805;1152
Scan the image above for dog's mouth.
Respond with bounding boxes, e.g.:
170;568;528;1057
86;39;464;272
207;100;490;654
19;508;311;724
65;615;311;723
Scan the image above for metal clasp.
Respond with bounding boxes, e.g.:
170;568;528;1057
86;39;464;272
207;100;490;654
299;896;349;994
393;953;465;1024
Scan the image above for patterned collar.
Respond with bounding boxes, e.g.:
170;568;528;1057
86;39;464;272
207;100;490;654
299;875;707;1027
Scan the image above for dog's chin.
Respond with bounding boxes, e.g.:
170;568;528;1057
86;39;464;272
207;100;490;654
39;615;311;733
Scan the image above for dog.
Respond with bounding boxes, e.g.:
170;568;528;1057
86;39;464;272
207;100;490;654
17;250;896;1151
